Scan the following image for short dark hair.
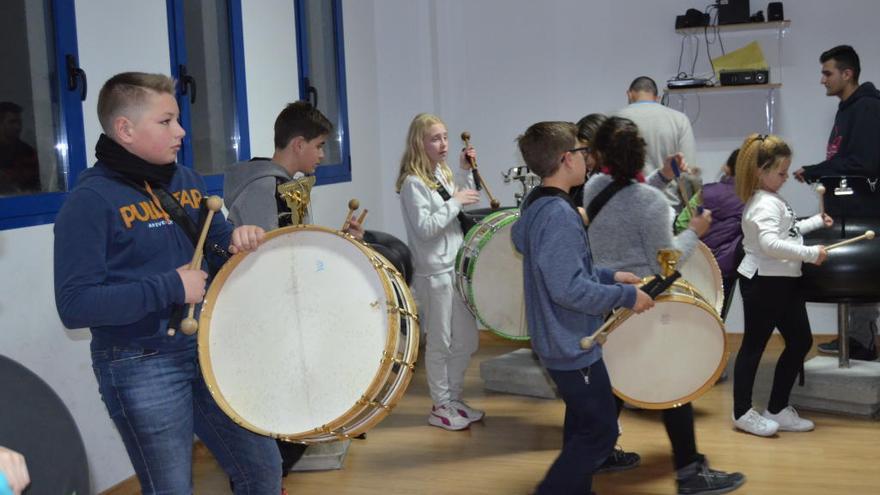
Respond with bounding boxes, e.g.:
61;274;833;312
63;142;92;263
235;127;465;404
517;121;578;178
592;117;646;182
274;101;333;149
628;76;658;96
820;45;861;81
0;101;23;117
97;72;177;135
576;113;607;144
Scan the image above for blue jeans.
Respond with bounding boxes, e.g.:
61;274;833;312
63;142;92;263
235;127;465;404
91;345;281;494
537;361;618;495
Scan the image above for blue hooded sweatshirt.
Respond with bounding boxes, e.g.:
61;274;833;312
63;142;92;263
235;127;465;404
53;162;234;350
511;189;636;371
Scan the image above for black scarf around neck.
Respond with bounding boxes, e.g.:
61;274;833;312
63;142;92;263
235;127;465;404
95;133;177;187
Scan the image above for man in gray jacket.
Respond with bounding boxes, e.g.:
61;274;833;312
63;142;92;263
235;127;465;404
617;76;699;213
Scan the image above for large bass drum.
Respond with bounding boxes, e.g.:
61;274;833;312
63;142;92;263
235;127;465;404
455;209;528;340
198;226;419;443
602;280;727;409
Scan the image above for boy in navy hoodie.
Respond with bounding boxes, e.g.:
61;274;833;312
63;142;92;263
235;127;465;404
53;72;280;494
511;121;653;495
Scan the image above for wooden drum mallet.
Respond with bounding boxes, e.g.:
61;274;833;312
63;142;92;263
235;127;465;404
176;196;224;336
826;230;875;252
342;199;359;231
816;184;827;215
461;131;501;209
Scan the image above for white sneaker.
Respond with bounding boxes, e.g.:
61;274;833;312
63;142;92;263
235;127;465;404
428;404;470;431
450;399;485;423
763;406;815;432
733;408;779;437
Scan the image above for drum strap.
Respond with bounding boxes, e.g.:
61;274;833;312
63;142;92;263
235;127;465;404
436;184;477;234
520;186;586;230
112;176;209;252
520;186;577;211
585;179;633;224
112;177;226;331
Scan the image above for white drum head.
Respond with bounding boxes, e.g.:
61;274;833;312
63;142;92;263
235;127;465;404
199;228;393;437
679;241;724;315
458;211;528;339
603;298;726;408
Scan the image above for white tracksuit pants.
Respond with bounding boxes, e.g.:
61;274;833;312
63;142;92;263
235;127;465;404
413;270;479;405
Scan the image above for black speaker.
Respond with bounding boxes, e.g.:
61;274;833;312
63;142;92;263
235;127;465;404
717;0;751;25
767;2;784;21
676;8;710;29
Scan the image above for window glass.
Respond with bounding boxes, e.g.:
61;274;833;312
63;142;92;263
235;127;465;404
300;0;343;166
178;0;239;175
0;0;66;196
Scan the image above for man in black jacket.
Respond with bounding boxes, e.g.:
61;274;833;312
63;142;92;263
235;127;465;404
794;45;879;361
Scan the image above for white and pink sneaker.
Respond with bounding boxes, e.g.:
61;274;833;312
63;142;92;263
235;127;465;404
428;403;470;431
450;399;485;423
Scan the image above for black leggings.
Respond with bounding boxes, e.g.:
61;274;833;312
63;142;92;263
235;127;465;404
733;275;813;419
615;398;701;470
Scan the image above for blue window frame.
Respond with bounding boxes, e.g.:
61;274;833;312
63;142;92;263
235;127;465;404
295;0;351;186
166;0;250;196
0;0;87;230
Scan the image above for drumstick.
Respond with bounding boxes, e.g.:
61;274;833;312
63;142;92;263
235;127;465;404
356;209;368;227
816;184;826;215
177;196;223;336
579;271;678;350
580;308;629;350
342;199;359;231
460;132;501;209
670;157;695;219
826;230;875;251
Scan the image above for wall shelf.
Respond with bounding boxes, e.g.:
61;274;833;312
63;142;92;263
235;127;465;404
666;83;781;95
667;20;790;133
675;20;790;36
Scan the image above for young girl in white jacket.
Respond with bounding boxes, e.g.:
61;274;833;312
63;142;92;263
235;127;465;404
732;134;833;437
396;113;483;431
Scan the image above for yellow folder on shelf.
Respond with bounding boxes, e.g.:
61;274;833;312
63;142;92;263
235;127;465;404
711;41;769;71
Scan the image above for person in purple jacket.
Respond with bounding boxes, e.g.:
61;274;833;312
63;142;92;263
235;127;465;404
675;149;745;320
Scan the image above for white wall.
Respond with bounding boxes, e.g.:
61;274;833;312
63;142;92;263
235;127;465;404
366;0;880;334
1;0;879;492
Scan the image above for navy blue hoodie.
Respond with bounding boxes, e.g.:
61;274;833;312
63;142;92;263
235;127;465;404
803;81;880;180
53;162;234;349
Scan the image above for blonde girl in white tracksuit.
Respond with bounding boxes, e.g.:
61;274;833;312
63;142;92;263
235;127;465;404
396;113;483;431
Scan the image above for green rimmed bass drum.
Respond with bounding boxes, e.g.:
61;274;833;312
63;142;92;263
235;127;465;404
455;209;528;340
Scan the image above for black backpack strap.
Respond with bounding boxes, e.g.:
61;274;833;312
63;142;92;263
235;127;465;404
520;186;577;212
585;179;632;222
112;176;202;247
112;177;221;333
436;183;476;234
150;186;201;246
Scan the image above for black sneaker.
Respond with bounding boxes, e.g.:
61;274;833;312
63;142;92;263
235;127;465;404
817;339;839;355
819;338;878;360
595;446;640;473
676;460;745;495
851;339;878;361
